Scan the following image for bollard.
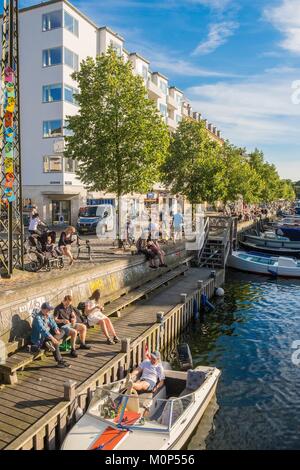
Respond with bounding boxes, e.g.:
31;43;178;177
180;293;187;303
121;338;131;353
64;380;77;402
156;312;164;323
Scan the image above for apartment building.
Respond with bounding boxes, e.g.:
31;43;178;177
7;0;223;225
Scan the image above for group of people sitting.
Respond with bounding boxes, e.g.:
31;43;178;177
136;237;167;269
30;289;120;368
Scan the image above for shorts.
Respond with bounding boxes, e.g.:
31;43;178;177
87;311;107;326
141;378;157;391
60;323;81;336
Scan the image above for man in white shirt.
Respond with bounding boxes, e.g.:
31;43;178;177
130;351;165;393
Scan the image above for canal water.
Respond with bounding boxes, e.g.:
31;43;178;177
173;270;300;450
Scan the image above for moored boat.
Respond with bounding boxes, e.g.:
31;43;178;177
61;365;221;450
227;250;300;277
240;232;300;257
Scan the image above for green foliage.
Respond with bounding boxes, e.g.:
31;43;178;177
219;142;263;204
248;149;295;202
64;48;170;198
161;119;223;204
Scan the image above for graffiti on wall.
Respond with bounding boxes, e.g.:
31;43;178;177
1;65;16;206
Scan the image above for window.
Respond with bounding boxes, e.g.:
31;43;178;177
160;80;168;95
42;10;62;31
159;103;167;117
176;94;182;105
43;84;62;102
43;47;62;67
110;40;122;56
64;47;79;71
142;65;148;81
176;115;182;124
43;156;63;173
43;120;63;138
64;85;78;104
64;11;79;36
64;158;77;173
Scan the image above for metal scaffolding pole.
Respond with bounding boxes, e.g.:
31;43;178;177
0;0;23;278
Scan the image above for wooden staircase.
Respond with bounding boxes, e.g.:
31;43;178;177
197;216;237;269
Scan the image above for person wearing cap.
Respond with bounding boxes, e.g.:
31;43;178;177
130;351;165;393
31;302;70;368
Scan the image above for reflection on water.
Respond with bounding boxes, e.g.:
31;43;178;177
173;270;300;450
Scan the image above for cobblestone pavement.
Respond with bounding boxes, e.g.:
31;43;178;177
0;239;178;297
0;243;134;296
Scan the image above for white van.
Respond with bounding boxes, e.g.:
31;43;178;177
77;204;114;235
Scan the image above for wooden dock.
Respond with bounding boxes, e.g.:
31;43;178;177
0;267;224;450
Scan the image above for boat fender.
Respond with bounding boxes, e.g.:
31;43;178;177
215;287;225;297
268;269;277;277
193;298;199;321
201;293;215;311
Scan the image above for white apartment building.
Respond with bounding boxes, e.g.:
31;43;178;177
7;0;223;225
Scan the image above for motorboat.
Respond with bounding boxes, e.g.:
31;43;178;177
276;226;300;241
239;232;300;257
227;250;300;277
61;365;221;450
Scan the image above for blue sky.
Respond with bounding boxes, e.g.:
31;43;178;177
18;0;300;180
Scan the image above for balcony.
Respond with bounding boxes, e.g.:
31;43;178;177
147;79;163;99
167;94;178;110
167;116;177;130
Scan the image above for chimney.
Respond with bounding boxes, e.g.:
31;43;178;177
208;123;213;131
217;130;221;138
193;111;198;120
213;127;217;134
198;113;202;121
203;119;208;128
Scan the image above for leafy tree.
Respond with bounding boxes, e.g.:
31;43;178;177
219;142;263;205
162;119;224;210
65;48;170;244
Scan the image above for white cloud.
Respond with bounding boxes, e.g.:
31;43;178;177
150;53;241;78
264;0;300;54
192;21;238;55
186;69;300;147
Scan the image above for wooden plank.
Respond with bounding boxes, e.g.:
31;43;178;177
0;397;45;420
0;412;30;431
0;404;36;425
0;419;23;437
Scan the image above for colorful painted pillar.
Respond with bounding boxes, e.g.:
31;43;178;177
0;0;23;277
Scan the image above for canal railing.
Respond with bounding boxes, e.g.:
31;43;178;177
4;269;224;451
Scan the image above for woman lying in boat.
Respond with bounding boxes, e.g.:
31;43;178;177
129;350;165;393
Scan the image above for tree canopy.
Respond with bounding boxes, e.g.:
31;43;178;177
65;48;170;198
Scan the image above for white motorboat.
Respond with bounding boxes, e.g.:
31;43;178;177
61;365;221;451
227;250;300;277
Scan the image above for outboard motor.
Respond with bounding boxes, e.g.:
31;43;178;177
177;343;193;371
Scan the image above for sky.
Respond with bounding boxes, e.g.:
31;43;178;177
18;0;300;180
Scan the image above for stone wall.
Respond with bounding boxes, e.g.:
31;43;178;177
0;245;187;346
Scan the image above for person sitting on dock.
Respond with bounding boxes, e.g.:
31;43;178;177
54;295;91;357
130;351;165;393
30;302;70;368
136;236;157;269
84;289;120;345
147;240;167;268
